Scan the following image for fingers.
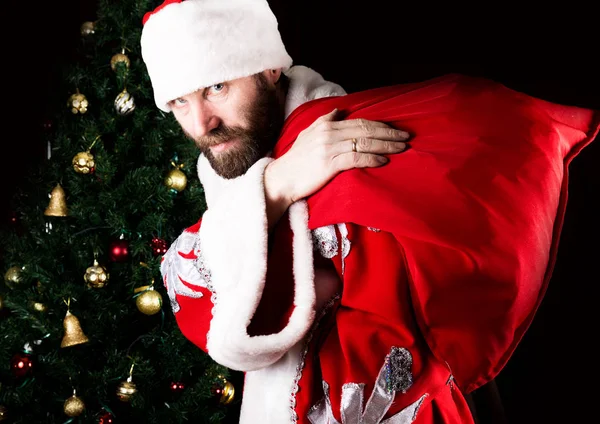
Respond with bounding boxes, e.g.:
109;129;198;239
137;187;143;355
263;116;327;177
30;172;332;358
332;152;390;172
334;125;410;143
331;138;407;156
309;112;410;166
311;112;409;142
330;117;389;129
330;118;410;139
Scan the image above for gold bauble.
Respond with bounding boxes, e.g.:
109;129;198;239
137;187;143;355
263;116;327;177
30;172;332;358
4;266;23;288
84;259;109;288
80;21;95;36
220;380;235;405
114;89;136;116
68;92;89;114
110;52;130;72
165;168;187;192
136;288;162;315
44;184;68;217
61;310;90;348
0;294;4;311
63;394;85;417
212;377;235;405
116;379;137;402
72;151;95;174
0;405;7;422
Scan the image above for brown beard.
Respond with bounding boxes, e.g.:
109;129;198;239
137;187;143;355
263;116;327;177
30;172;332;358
189;74;284;179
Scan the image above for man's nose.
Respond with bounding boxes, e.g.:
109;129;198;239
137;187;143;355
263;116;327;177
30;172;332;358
190;101;220;138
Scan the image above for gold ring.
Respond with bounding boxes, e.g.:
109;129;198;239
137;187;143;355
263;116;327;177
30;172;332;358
352;138;357;153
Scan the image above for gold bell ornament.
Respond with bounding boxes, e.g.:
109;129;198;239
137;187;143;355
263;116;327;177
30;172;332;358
0;404;7;422
84;258;109;289
134;281;163;316
44;184;68;217
80;21;95;36
114;88;136;116
63;389;85;417
60;298;89;348
67;89;89;114
116;363;138;402
110;48;130;72
164;161;187;193
4;265;23;289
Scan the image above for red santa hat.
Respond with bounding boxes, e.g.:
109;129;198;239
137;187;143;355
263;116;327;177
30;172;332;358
141;0;293;112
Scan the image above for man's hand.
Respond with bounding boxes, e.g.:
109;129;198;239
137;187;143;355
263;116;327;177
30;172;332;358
264;109;410;228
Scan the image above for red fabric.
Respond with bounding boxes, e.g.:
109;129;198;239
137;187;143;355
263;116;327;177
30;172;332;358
248;214;298;336
273;73;600;392
173;284;213;351
412;380;475;424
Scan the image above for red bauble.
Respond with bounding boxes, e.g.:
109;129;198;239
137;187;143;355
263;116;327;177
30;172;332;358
151;237;168;257
109;238;130;262
8;211;24;237
170;381;185;393
10;352;34;378
42;118;53;132
98;412;115;424
98;411;114;424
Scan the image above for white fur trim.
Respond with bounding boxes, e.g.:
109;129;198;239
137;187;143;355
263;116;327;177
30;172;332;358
239;273;342;423
141;0;293;112
199;156;316;371
283;66;347;118
240;341;305;423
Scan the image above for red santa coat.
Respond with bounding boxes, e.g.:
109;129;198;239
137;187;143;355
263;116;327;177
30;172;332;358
161;72;599;423
164;202;472;423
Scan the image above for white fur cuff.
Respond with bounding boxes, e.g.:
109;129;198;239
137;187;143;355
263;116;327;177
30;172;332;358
199;157;316;371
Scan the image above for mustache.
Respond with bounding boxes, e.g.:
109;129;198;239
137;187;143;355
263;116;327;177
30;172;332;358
195;124;246;148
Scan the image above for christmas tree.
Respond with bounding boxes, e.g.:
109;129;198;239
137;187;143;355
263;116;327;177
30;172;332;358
0;0;241;422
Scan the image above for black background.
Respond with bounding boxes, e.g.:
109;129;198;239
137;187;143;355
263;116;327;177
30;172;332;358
3;1;598;423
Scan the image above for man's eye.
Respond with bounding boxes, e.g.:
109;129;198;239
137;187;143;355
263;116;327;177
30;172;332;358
211;83;224;92
173;98;187;105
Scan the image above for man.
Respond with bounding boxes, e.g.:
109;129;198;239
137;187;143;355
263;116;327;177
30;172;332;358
139;1;575;423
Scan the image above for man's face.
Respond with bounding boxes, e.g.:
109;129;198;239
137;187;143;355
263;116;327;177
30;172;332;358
170;71;284;179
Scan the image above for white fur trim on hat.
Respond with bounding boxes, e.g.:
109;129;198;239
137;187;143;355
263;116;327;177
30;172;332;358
141;0;293;112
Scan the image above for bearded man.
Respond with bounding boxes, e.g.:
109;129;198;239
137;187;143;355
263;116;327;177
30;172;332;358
140;1;599;423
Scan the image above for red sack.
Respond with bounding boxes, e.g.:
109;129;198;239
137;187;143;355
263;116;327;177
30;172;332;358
273;73;600;392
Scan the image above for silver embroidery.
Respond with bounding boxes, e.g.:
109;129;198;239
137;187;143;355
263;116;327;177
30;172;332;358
381;395;427;424
385;347;413;394
192;236;213;287
312;225;338;258
337;223;351;275
312;224;352;275
161;234;207;314
290;294;341;423
308;346;423;424
367;227;381;232
341;383;365;423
